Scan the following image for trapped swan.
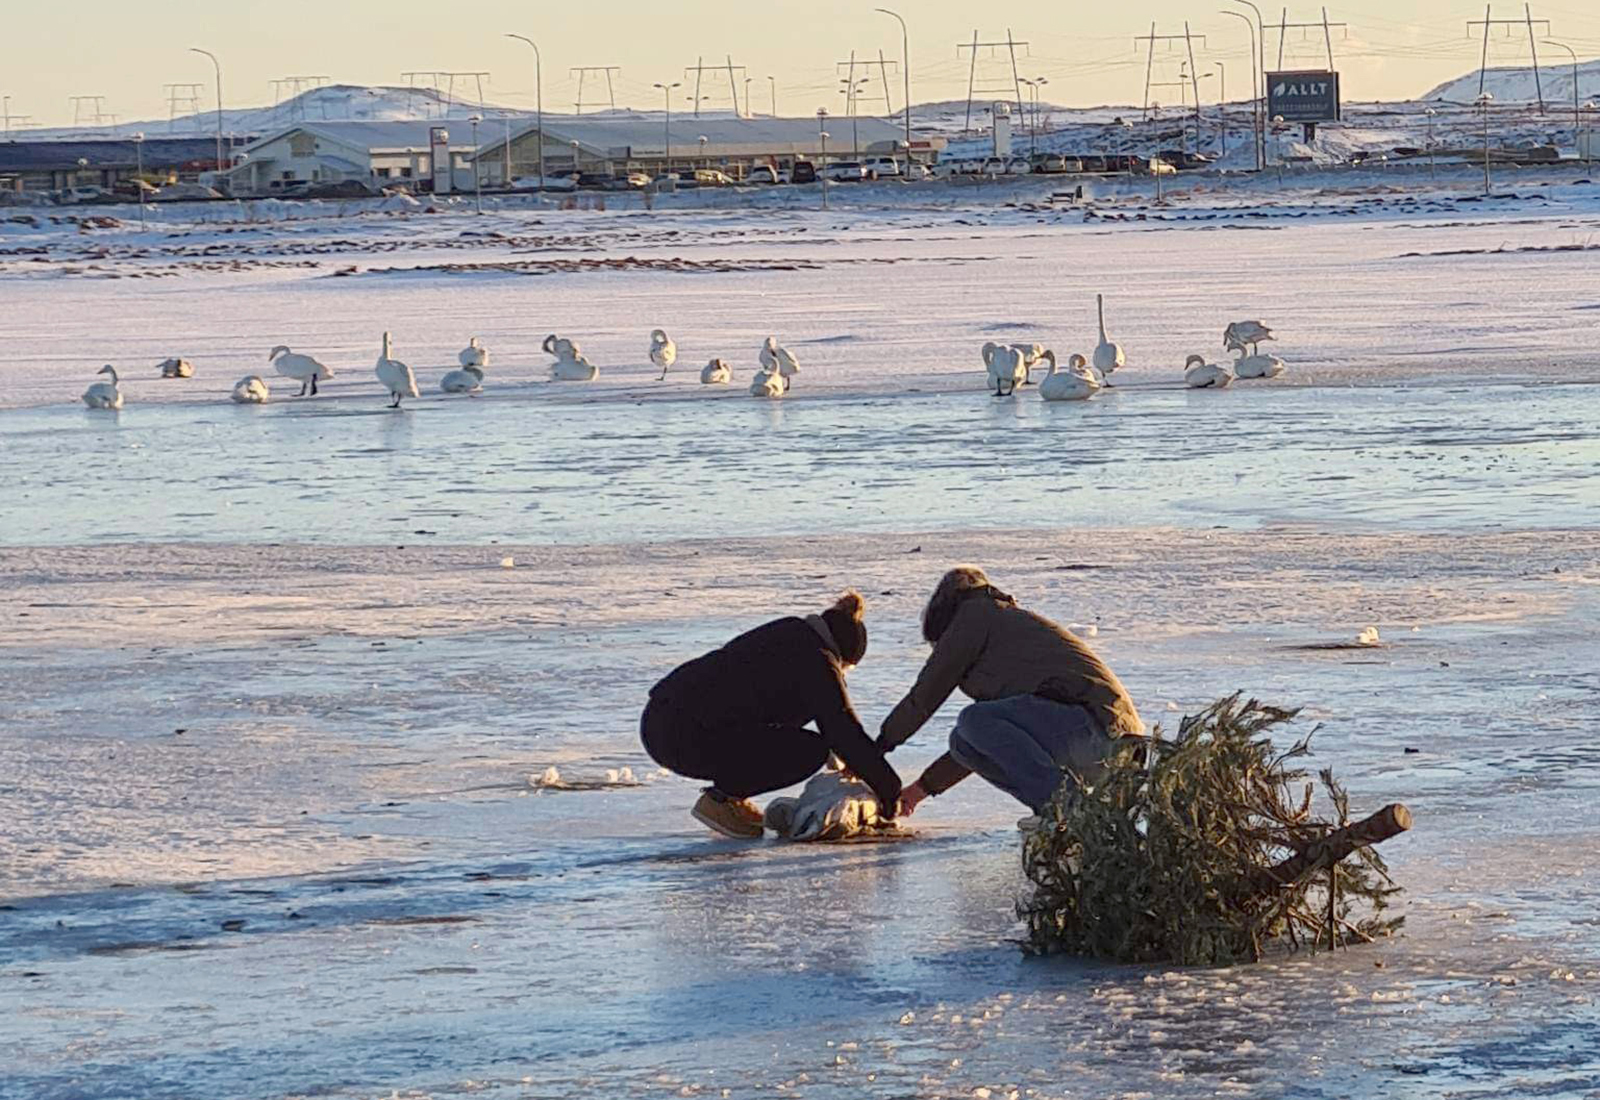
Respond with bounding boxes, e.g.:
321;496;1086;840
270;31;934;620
1233;351;1286;379
458;337;489;369
1093;294;1125;382
230;375;270;404
749;362;784;398
1039;352;1102;401
1223;320;1274;356
439;364;485;393
760;337;799;392
1184;353;1235;389
982;342;1028;397
82;365;123;409
700;358;732;384
374;331;420;407
269;345;333;396
157;358;195;379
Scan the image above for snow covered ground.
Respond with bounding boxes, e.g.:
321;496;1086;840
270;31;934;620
2;175;1598;1099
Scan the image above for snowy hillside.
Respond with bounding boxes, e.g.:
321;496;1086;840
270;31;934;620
1423;58;1600;105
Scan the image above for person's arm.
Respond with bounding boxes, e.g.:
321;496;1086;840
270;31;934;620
898;753;972;816
879;600;989;751
814;660;903;812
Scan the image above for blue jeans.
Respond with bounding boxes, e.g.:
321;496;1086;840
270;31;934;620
948;696;1115;813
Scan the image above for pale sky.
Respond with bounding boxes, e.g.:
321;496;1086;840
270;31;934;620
5;0;1600;129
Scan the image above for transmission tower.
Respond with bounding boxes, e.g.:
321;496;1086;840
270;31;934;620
957;30;1029;132
1135;25;1207;121
163;83;205;133
1469;5;1552;113
1266;9;1350;70
570;67;621;114
401;71;491;117
684;56;747;116
835;51;898;116
69;95;111;128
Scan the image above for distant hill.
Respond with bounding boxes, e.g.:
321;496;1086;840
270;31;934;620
1422;58;1600;105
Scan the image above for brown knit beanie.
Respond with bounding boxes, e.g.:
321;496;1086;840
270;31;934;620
821;590;868;666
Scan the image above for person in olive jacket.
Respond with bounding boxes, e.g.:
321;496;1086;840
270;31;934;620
641;591;902;839
881;566;1144;819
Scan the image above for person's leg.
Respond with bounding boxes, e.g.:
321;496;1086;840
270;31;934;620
707;723;830;799
948;699;1066;812
1003;696;1116;797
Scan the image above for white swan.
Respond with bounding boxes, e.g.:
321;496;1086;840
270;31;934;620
650;329;677;380
700;358;732;384
158;357;195;379
1233;351;1286;379
749;363;784;398
82;365;123;409
230;375;270;404
760;336;800;392
458;337;489;369
374;331;420;407
268;345;333;396
550;353;599;381
1010;342;1046;386
439;364;485;393
1039;351;1102;402
542;333;580;362
1223;320;1274;356
1184;353;1234;389
982;342;1027;397
1093;294;1125;382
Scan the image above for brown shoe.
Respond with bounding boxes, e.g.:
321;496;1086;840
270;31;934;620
691;791;764;839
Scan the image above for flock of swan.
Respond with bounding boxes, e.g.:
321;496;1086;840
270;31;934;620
77;296;1285;411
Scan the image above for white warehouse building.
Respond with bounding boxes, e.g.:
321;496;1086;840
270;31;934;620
219;116;940;194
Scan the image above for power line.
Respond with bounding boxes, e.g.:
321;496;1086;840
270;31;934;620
957;30;1030;132
1134;26;1206;120
1468;4;1553;112
569;66;621;114
163;83;205;133
1265;8;1351;70
684;56;747;116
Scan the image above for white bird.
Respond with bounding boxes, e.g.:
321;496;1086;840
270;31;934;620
230;375;270;404
1010;342;1046;385
542;333;580;362
760;336;800;392
1039;351;1102;402
439;364;485;393
1233;351;1287;379
749;363;785;398
550;353;599;381
982;341;1028;397
81;365;123;409
157;357;195;379
1184;353;1235;389
374;331;420;408
1356;626;1383;647
1093;294;1126;382
1223;320;1275;356
458;337;489;369
700;358;732;384
268;345;334;397
649;329;678;380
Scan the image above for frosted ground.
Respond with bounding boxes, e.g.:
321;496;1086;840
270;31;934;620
2;167;1599;1099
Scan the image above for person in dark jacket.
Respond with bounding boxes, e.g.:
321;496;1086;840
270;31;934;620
880;566;1144;820
641;591;903;839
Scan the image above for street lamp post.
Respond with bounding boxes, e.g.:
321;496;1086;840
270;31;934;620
1584;103;1597;171
1542;41;1581;154
653;82;681;179
839;77;868;160
743;77;752;118
1213;64;1226;160
468;115;484;213
767;76;777;118
189;48;224;185
505;34;544;191
1219;10;1260;170
132;132;146;228
1224;0;1267;171
875;8;912;177
817;108;830;210
1271;114;1287;186
1476;92;1493;196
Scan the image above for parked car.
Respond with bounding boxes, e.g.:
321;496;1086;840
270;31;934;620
1076;155;1109;173
152;182;222;202
860;156;902;179
902;162;932;180
693;169;735;186
510;174;578;192
1156;149;1216;170
819;161;867;182
791;160;817;184
56;185;115;205
979;157;1007;176
113;179;159;199
1148;157;1177;176
746;165;792;184
1004;157;1033;175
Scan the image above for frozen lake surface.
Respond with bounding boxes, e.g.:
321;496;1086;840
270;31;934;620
2;185;1599;1099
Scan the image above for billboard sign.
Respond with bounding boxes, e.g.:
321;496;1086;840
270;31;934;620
1266;71;1341;123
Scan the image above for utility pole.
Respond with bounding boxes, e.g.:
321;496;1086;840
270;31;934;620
69;95;110;127
2;96;32;138
164;83;204;133
683;57;747;116
1135;28;1207;120
834;52;898;117
570;67;620;114
1542;41;1580;142
505;35;544;191
1220;10;1261;169
957;30;1029;133
1469;6;1551;114
767;75;777;117
876;9;912;175
653;81;681;176
1225;0;1268;171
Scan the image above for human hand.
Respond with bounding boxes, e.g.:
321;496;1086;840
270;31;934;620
897;781;928;818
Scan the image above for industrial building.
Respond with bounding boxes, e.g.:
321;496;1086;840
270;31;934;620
218;121;474;194
0;137;224;193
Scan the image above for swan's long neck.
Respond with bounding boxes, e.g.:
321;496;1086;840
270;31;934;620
382;332;393;360
1097;295;1108;343
106;367;119;384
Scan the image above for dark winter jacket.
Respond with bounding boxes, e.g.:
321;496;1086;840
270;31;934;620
649;616;902;809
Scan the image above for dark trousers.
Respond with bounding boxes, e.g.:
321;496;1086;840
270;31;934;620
640;696;829;799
